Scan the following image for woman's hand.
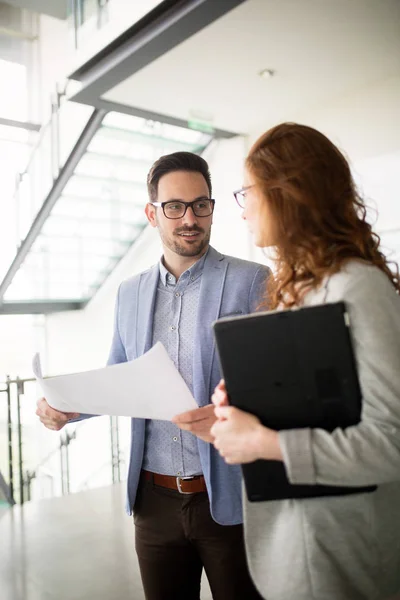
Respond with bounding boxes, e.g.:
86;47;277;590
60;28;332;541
211;379;229;408
210;380;283;464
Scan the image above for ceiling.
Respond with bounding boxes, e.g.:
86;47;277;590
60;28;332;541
102;0;400;135
1;0;67;20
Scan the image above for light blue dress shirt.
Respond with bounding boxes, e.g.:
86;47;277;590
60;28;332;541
142;251;209;476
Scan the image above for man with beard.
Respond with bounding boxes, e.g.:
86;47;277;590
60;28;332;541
36;152;269;600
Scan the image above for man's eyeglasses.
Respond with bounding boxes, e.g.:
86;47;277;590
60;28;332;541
152;199;215;219
233;185;254;209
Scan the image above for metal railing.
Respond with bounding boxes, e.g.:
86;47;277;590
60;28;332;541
0;375;127;505
0;469;14;507
69;0;110;49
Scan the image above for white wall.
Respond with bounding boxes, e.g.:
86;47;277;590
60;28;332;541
247;73;400;264
289;74;400;163
37;14;70;120
203;136;255;260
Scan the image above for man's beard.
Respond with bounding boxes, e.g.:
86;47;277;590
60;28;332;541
161;224;211;257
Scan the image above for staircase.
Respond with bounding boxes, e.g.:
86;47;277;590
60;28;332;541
0;103;213;314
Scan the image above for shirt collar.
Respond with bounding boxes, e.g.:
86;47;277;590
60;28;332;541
159;248;209;286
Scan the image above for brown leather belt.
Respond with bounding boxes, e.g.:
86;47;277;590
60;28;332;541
142;469;207;494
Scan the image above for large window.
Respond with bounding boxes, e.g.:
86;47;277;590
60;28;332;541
0;58;27;120
0;57;37;278
68;0;164;50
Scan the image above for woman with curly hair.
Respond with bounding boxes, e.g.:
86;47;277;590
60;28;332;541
211;123;400;600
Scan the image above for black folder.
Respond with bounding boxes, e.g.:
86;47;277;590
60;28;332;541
213;302;377;502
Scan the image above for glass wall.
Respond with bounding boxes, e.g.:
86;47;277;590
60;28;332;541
0;25;40;278
68;0;164;51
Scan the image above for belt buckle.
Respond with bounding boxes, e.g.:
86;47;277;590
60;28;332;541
176;476;194;494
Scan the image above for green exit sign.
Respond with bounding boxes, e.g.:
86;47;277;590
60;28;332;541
187;119;215;134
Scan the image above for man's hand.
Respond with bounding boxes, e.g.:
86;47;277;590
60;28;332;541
36;397;80;431
172;405;217;443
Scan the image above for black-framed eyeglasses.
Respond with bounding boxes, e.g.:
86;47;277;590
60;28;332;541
152;199;215;219
233;185;254;209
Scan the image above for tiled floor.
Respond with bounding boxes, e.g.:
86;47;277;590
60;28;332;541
0;482;212;600
3;483;400;600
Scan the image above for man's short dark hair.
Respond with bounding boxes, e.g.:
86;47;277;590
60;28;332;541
147;151;212;202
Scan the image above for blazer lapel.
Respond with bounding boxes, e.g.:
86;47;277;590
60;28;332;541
193;247;228;406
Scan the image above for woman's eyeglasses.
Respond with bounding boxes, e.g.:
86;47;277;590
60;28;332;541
152;199;215;219
233;185;254;208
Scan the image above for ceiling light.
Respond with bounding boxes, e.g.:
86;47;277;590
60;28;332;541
259;68;275;79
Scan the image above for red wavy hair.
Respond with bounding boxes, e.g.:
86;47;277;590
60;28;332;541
246;123;400;309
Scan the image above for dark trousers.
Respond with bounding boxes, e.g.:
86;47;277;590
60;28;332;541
133;477;263;600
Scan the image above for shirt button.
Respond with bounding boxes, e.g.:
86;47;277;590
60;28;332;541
170;325;176;331
173;436;178;442
175;292;180;297
177;471;181;476
190;276;194;281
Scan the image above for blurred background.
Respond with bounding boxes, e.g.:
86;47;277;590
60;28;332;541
0;0;398;536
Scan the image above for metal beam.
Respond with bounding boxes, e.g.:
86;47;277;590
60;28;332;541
1;0;67;20
0;301;85;315
68;0;247;105
0;26;38;41
0;117;41;132
0;108;107;304
80;98;239;139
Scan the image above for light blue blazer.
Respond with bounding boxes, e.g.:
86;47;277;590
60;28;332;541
108;246;270;525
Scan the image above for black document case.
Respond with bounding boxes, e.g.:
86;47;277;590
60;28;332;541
213;302;376;502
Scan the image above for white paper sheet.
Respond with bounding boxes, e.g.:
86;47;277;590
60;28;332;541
33;342;198;420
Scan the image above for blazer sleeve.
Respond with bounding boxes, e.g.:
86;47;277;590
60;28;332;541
278;266;400;487
107;283;128;366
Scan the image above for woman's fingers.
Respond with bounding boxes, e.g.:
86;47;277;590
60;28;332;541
216;379;226;392
212;380;229;407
